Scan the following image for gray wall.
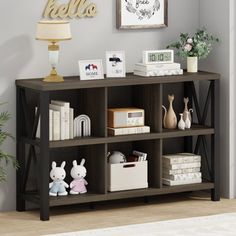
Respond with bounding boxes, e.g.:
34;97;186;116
199;0;235;198
0;0;199;211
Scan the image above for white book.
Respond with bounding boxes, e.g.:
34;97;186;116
36;108;53;141
163;153;201;165
135;63;181;72
108;126;150;136
52;110;60;141
164;162;201;170
49;104;66;140
163;178;202;186
51;100;70;140
163;172;202;181
134;69;183;77
163;167;201;175
69;108;74;139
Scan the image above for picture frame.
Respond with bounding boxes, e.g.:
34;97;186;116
106;51;126;78
116;0;168;29
78;59;104;80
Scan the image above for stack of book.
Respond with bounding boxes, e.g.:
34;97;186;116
134;63;183;77
36;100;74;141
162;153;202;186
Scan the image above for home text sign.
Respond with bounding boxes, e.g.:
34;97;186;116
43;0;97;19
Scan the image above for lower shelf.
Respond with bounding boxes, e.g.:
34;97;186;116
23;182;214;207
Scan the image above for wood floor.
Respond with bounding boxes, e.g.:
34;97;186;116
1;191;236;236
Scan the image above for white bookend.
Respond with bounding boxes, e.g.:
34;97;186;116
163;153;201;165
162;178;202;186
69;108;74;139
52;110;60;141
135;63;181;72
51;100;70;140
35;107;52;141
163;167;201;175
164;162;201;170
49;104;66;140
163;172;202;181
108;126;150;136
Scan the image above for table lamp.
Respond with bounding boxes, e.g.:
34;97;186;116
36;20;72;82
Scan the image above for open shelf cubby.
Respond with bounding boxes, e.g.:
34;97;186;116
16;71;220;220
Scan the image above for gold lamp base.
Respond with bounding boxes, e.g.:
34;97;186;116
43;68;64;83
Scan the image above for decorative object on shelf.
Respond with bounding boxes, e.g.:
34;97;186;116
107;151;126;164
143;50;174;64
70;159;88;194
162;95;177;129
162;153;202;186
0;103;18;182
185;111;191;129
178;113;185;130
43;0;97;19
166;28;219;73
78;59;104;80
108;126;150;136
183;97;191;122
116;0;168;29
134;50;183;77
36;20;72;82
106;51;126;78
74;115;91;137
49;161;69;196
108;108;144;128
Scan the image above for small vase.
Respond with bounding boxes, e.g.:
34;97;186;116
187;57;198;73
178;113;185;130
185;111;191;129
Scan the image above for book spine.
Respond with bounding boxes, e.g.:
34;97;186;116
52;111;60;141
135;63;181;72
162;178;202;186
69;108;74;139
163;167;201;175
64;107;70;140
163;172;202;181
49;110;53;141
164;162;201;170
163;155;201;164
108;126;150;136
134;69;183;77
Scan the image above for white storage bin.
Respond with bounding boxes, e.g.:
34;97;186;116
108;161;148;192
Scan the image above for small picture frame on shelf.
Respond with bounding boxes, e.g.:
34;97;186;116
106;51;126;78
78;59;104;80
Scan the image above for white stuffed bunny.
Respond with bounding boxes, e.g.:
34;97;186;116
49;161;69;196
70;159;88;194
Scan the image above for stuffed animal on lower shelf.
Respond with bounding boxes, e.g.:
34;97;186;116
49;161;69;196
70;159;88;194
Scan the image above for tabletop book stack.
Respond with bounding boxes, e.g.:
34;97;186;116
162;153;202;186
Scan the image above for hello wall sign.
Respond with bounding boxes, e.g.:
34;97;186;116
43;0;97;19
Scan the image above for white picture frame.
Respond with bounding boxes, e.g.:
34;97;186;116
106;51;126;78
78;59;104;80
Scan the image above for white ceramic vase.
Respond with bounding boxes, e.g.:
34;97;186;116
178;113;185;130
185;111;191;129
187;57;198;73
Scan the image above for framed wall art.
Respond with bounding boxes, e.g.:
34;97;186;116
116;0;168;29
78;59;104;80
106;51;126;78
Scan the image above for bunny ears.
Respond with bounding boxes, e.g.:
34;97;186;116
52;161;66;169
72;159;86;167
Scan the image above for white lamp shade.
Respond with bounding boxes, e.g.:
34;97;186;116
36;20;72;42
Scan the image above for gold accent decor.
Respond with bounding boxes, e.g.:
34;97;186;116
43;0;97;19
43;68;64;82
48;44;59;51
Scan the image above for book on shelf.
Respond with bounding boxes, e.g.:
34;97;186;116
36;108;53;141
52;110;60;141
69;108;74;139
134;63;181;72
163;153;201;165
134;69;183;77
163;167;201;175
108;126;150;136
163;172;202;181
51;100;70;140
163;162;201;170
162;177;202;186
